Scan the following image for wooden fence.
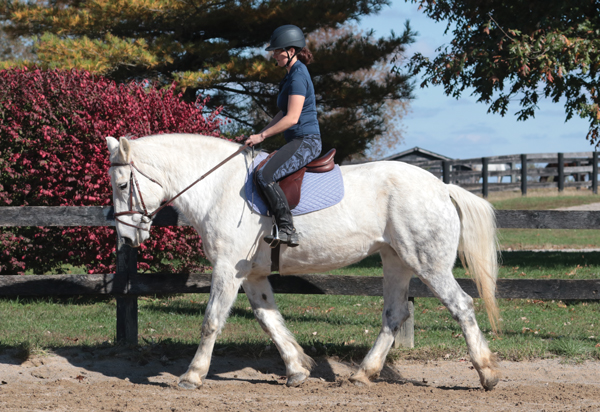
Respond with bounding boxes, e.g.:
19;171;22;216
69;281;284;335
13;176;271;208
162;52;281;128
407;151;599;197
1;206;600;348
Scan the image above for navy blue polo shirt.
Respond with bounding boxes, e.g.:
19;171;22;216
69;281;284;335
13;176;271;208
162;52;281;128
277;61;320;142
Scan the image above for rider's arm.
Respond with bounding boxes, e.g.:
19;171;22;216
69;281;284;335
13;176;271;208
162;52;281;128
259;111;284;133
247;95;305;146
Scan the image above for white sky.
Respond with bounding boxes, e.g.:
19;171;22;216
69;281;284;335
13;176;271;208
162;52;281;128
359;0;597;160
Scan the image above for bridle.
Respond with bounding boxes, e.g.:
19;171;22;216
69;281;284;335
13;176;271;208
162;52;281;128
110;142;249;232
110;160;164;231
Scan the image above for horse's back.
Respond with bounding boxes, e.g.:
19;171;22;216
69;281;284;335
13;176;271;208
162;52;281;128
339;160;450;205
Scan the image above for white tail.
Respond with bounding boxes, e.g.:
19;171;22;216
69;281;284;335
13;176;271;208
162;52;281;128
447;184;500;333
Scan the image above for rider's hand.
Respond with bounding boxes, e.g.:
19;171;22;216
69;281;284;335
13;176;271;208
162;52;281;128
246;133;266;147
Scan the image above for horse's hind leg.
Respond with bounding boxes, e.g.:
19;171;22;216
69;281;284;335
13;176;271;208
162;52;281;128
178;267;243;389
421;272;499;390
349;246;413;386
243;276;315;387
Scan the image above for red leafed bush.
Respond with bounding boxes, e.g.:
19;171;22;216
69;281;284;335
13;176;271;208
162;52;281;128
0;68;223;275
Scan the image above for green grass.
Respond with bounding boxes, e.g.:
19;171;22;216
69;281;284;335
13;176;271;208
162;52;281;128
490;194;600;210
2;289;599;363
498;228;600;251
2;251;599;362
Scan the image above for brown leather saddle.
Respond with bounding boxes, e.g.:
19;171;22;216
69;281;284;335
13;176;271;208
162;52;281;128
254;149;336;210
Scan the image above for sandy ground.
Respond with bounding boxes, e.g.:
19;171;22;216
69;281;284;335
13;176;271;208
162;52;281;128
1;346;600;412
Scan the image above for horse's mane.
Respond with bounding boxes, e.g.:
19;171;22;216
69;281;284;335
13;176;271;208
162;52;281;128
128;134;243;159
131;133;241;148
124;134;250;183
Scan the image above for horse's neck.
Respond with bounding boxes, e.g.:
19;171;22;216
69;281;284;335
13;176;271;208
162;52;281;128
135;135;247;223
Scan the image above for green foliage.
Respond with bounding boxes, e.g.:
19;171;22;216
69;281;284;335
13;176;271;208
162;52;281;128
408;0;600;145
0;0;416;161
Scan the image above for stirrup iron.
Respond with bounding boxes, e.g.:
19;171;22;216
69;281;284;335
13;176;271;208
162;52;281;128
265;221;281;248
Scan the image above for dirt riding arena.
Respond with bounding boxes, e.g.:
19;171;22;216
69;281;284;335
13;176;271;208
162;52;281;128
1;347;599;411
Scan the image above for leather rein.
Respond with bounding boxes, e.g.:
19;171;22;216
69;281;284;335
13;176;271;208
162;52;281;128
111;142;249;231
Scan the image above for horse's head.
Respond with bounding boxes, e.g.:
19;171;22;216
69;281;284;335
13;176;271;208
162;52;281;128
106;136;165;247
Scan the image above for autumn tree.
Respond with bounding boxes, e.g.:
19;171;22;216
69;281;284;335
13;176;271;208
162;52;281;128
0;0;415;161
408;0;600;145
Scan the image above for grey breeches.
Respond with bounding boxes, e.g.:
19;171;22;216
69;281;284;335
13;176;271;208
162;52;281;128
255;134;322;188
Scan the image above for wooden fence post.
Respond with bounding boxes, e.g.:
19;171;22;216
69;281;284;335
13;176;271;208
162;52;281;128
115;236;138;345
442;161;450;184
521;154;528;196
593;151;598;195
558;152;565;192
509;162;515;183
393;297;414;348
482;157;489;198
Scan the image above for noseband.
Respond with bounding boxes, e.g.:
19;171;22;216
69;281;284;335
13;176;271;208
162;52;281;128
110;142;249;232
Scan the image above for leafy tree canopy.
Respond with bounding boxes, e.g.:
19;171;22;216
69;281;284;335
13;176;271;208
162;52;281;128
0;0;416;161
408;0;600;145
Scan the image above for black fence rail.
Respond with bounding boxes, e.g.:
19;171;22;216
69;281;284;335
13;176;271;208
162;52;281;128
1;206;599;348
406;151;599;197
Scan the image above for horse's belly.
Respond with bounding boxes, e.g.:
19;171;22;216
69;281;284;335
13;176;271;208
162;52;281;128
278;246;380;275
277;222;386;275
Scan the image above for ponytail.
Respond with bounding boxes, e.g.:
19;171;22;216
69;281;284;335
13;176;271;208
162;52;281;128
293;47;314;65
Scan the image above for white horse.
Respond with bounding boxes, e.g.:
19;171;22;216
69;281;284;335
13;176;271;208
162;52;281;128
106;133;501;390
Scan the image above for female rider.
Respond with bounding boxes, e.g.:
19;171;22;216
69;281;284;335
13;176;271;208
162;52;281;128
246;25;322;247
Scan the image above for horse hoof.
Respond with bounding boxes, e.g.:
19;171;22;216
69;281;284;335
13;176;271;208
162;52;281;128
481;373;499;391
178;372;202;390
479;368;500;391
348;373;371;387
286;372;308;387
178;380;199;390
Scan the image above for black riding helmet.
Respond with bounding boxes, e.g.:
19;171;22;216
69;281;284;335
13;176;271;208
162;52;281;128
265;25;306;51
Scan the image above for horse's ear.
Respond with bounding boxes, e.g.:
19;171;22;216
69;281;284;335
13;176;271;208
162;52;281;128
118;137;132;163
106;136;119;155
106;136;131;164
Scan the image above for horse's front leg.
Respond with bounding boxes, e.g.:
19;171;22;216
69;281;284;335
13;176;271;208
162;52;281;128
243;276;315;387
178;266;243;389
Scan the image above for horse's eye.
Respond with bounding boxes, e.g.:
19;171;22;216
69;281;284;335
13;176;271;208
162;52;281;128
118;182;128;190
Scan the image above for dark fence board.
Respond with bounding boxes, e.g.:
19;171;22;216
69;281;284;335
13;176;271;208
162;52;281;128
0;206;114;227
0;274;116;295
0;206;187;227
2;274;599;300
129;273;213;294
3;207;600;230
496;210;600;229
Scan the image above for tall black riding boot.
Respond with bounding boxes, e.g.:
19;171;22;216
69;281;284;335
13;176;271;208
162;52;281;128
260;182;300;247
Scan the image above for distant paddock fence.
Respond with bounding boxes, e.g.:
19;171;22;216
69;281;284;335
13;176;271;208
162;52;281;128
1;206;600;348
408;151;599;197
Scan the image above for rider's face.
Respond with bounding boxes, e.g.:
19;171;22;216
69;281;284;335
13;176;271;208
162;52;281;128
272;48;289;67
